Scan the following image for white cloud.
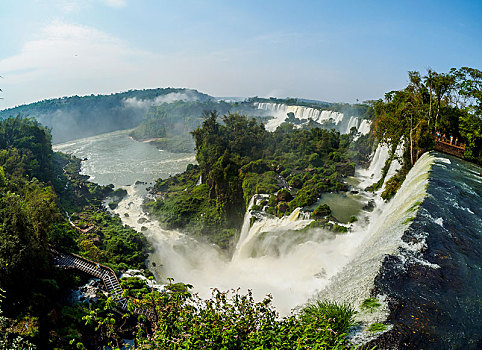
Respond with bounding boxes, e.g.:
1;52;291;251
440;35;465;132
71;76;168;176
0;20;158;107
100;0;127;8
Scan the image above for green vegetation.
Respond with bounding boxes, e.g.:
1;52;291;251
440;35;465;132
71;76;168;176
129;99;270;153
360;298;381;313
132;282;356;349
0;88;212;143
0;116;149;348
367;323;387;333
146;112;356;248
373;67;482;199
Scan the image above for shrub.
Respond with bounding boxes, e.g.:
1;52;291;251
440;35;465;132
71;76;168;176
312;204;332;218
301;300;356;334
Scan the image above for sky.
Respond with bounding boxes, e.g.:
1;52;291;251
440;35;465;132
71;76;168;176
0;0;481;109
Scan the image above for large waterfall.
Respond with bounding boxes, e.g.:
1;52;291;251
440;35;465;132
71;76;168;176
255;102;371;135
112;146;435;318
316;152;434;306
56;131;481;347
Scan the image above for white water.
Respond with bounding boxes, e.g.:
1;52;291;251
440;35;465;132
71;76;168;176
116;149;429;317
255;102;371;135
356;143;391;189
57;130;432;320
316;152;433;312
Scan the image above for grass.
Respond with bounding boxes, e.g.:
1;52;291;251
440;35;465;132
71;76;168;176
301;300;357;333
360;298;381;313
367;322;387;333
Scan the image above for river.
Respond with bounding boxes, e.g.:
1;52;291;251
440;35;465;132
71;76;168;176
54;131;482;347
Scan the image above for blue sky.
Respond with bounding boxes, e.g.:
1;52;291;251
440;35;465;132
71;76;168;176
0;0;481;108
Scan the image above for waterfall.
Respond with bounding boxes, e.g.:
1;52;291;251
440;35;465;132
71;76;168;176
255;102;371;136
382;141;404;190
233;205;313;261
233;195;257;255
316;152;434;312
358;119;371;136
357;143;391;189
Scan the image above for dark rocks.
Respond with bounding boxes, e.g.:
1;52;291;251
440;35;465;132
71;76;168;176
277;202;290;213
363;200;375;212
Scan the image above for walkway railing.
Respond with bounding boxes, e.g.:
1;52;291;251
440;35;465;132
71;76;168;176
51;248;156;321
434;137;465;158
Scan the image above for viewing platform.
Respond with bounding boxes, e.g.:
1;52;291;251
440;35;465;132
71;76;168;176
434;137;465;158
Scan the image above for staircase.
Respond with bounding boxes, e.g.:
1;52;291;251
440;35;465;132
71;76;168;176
51;248;155;321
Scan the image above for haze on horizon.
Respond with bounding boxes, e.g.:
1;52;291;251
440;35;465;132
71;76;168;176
0;0;481;109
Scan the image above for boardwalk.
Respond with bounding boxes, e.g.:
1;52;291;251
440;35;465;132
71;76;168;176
51;249;155;319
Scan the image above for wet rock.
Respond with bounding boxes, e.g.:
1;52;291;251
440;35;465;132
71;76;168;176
276;189;293;202
138;217;148;224
363;200;375;212
124;213;129;217
141;226;148;231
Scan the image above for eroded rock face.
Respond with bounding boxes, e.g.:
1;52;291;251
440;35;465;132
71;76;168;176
335;162;355;177
276;189;293;203
277;201;290;213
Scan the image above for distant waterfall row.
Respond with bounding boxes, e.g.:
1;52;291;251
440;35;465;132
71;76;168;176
255;102;371;135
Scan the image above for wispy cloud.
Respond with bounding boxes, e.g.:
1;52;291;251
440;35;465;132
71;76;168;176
0;20;156;105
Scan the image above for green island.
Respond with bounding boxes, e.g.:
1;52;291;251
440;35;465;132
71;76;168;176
144;111;369;249
0;66;480;349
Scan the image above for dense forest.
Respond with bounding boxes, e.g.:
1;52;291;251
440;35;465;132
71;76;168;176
370;67;482;200
0;117;149;348
0;88;212;143
129;100;272;153
0;66;480;349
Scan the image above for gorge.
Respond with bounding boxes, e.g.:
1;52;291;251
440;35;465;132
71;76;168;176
54;123;481;348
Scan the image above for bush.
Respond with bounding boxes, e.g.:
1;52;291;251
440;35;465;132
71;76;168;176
312;204;332;218
368;322;387;332
136;286;355;349
301;300;356;334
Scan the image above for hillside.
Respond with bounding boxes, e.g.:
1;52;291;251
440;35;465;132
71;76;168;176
0;88;213;143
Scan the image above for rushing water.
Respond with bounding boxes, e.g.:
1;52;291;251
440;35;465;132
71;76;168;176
54;131;384;314
55;131;481;347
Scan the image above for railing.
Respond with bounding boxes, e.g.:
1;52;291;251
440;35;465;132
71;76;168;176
434;137;465;158
51;248;156;322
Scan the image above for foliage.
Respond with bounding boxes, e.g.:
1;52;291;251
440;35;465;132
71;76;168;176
0;88;213;143
0;289;37;350
147;112;354;246
135;283;355;349
373;66;482;196
312;204;332;219
360;298;381;313
367;323;387;333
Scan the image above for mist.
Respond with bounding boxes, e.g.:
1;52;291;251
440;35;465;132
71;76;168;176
123;91;207;110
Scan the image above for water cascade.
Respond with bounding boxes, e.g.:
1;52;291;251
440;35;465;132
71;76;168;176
56;130;481;346
316;152;434;311
255;102;371;135
356;143;391;189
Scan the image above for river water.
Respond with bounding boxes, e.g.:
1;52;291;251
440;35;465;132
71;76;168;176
53;130;380;315
54;131;482;347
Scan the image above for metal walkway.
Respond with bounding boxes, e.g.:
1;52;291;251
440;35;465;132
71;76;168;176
51;249;155;320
